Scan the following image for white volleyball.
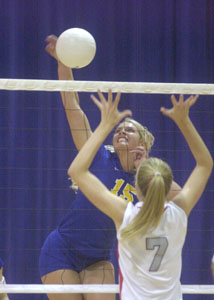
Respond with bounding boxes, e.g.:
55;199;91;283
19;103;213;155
56;28;96;68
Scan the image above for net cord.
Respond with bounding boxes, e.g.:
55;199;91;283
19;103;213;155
1;79;214;94
0;284;214;294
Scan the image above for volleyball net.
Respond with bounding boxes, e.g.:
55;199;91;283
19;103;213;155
0;79;213;297
0;284;214;294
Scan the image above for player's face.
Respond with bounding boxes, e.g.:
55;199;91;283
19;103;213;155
113;121;141;153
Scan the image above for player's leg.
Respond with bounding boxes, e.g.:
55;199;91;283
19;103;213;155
80;261;116;300
39;230;83;300
0;268;9;300
41;269;83;300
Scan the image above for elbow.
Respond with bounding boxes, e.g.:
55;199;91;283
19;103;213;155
202;156;213;177
67;166;73;180
199;151;213;173
211;159;213;168
67;166;72;178
67;164;77;181
68;161;83;184
207;154;214;173
209;158;214;174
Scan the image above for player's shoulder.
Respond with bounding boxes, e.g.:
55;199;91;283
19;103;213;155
164;201;187;225
166;201;186;214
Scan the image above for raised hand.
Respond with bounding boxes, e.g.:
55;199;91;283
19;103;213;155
160;94;199;124
91;89;132;130
130;146;147;169
45;35;59;61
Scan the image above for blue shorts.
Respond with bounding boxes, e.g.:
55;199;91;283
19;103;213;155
39;229;111;277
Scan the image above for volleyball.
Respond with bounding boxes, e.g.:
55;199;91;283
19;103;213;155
56;28;96;68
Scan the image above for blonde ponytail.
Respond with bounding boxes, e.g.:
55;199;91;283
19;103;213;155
120;158;173;240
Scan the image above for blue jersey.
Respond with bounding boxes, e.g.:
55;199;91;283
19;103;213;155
58;145;137;259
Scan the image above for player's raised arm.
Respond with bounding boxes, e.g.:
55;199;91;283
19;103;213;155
45;34;92;150
161;95;213;216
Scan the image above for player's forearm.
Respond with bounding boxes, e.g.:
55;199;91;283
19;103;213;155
68;110;92;150
58;62;80;104
58;61;73;80
57;62;91;150
68;123;110;179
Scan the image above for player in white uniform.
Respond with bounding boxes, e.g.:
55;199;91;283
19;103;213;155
68;90;213;300
118;201;186;300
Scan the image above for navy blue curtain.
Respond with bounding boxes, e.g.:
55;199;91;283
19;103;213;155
0;1;214;299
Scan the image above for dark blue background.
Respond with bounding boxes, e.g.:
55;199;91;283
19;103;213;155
0;1;214;299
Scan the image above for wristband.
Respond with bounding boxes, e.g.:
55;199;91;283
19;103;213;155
212;255;214;264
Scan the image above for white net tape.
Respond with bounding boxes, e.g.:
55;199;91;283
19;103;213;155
0;284;214;294
1;78;214;94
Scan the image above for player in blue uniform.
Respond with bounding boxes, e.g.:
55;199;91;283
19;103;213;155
39;35;180;300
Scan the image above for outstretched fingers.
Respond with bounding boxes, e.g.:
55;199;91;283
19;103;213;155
186;94;199;107
90;89;121;111
90;94;103;110
160;106;172;117
90;89;132;125
170;94;179;106
97;89;108;106
160;94;199;121
108;89;113;106
160;94;179;117
119;109;132;121
90;89;114;110
113;91;121;108
111;90;132;120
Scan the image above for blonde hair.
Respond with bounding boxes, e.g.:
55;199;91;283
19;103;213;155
124;118;154;154
120;157;173;240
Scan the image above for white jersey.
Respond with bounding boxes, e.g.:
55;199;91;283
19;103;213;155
117;201;187;300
